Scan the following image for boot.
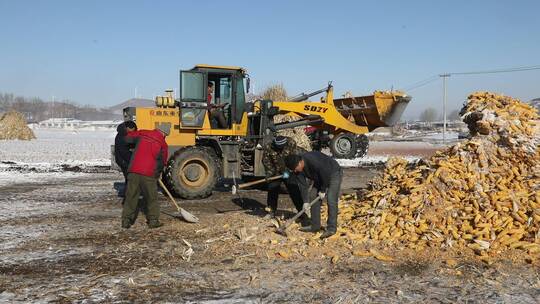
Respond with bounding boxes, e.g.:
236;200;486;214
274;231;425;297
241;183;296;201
299;225;321;233
121;218;132;229
263;210;276;220
148;221;164;229
320;230;336;239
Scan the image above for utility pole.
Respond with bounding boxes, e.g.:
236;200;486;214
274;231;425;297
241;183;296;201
52;95;56;120
440;74;450;143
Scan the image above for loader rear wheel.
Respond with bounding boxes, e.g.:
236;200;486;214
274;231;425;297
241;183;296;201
166;147;219;199
355;134;369;158
330;133;357;159
330;133;369;159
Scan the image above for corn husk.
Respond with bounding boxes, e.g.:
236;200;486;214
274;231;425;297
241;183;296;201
0;111;35;140
340;92;540;255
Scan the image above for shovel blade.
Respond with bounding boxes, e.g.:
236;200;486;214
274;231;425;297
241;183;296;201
179;208;199;223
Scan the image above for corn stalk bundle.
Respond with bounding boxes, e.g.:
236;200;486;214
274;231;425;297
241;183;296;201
273;114;312;151
259;84;312;151
0;111;36;140
340;92;540;256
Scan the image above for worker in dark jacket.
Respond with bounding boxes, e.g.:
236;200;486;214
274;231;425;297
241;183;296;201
285;151;343;239
262;136;309;225
114;121;137;197
121;124;169;229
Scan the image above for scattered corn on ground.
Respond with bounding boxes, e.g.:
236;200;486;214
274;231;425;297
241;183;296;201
339;92;540;257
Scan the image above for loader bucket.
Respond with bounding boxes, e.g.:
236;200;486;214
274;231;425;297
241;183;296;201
333;91;411;130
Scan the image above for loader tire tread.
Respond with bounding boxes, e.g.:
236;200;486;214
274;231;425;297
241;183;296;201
164;146;220;199
355;134;369;158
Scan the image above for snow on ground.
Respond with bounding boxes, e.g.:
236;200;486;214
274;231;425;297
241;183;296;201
423;131;459;140
0;163;87;188
0;129;115;187
336;141;444;167
0;128;448;184
0;129;115;165
337;155;420;167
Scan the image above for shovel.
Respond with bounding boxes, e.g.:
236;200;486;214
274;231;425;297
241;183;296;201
231;175;282;195
275;195;321;236
158;179;199;223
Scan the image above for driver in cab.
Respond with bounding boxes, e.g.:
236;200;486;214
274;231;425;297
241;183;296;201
207;81;227;128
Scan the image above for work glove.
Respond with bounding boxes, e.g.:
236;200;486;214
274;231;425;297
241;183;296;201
303;203;311;212
282;171;290;179
318;192;326;200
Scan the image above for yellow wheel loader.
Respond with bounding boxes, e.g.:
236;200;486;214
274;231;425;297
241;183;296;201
119;64;411;199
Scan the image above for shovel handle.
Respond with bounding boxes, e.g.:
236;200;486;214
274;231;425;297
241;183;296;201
279;196;321;231
158;178;182;212
237;175;282;189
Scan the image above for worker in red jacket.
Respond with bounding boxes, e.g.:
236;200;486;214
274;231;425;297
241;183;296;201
121;124;170;229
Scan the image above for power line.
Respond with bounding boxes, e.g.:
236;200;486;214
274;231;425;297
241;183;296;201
447;65;540;76
401;75;439;92
401;64;540;92
439;64;540;144
405;76;439;91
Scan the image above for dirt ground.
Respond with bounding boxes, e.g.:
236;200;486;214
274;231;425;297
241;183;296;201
1;167;540;303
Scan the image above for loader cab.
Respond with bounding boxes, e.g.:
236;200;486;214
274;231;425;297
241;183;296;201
179;65;248;130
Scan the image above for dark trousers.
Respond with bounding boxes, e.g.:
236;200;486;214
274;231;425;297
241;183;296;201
122;173;159;224
310;169;343;233
210;109;227;128
267;178;304;214
118;167;129;197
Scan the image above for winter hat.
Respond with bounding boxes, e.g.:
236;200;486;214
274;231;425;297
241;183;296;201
272;136;288;149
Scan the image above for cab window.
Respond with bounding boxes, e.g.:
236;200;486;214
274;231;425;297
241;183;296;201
218;77;232;105
234;77;245;123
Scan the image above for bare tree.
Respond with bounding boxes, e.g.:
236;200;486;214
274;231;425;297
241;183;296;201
0;91;121;121
448;109;461;121
419;107;438;123
259;84;288;101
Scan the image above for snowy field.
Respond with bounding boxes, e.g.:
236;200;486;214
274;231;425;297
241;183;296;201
0;129;115;186
336;155;420;167
0;128;446;186
0;129;114;165
336;141;443;167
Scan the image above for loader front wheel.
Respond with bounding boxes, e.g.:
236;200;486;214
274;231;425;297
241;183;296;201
330;133;357;159
166;147;219;199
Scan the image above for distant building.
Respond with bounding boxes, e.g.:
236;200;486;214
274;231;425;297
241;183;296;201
79;120;121;129
39;118;83;128
38;118;121;129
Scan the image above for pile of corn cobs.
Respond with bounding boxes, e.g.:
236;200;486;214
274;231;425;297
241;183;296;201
341;92;540;256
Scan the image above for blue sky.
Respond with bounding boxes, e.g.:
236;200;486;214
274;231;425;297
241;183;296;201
0;0;539;119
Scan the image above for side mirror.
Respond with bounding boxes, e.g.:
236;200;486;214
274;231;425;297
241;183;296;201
246;77;251;93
